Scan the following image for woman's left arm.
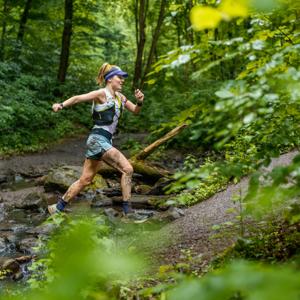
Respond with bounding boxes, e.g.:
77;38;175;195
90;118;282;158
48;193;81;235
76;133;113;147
123;89;144;115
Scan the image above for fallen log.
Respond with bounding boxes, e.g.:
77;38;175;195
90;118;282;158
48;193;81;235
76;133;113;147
97;158;171;180
134;123;188;161
97;123;187;179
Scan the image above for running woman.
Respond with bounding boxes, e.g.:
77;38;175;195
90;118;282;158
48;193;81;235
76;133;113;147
48;63;144;216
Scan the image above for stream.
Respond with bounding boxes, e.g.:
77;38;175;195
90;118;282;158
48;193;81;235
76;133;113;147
0;134;185;282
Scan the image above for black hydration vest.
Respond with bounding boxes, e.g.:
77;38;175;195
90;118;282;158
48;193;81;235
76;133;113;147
92;96;123;126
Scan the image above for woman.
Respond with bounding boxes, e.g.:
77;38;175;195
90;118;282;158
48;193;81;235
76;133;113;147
48;63;144;216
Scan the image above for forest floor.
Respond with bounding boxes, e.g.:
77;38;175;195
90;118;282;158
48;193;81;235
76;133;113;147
0;135;298;269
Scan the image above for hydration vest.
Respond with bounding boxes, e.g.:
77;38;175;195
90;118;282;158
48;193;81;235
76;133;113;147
92;94;123;126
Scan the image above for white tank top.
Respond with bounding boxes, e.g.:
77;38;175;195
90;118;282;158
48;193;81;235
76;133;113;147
92;88;125;136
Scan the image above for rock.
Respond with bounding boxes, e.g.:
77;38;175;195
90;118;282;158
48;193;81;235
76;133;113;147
147;177;174;195
0;257;21;277
0;237;6;253
14;191;48;210
104;208;120;222
0;203;7;222
165;207;185;220
44;165;107;192
102;187;122;197
134;184;152;194
19;237;39;255
106;178;120;189
35;175;47;185
91;196;113;208
155;207;185;222
11;223;31;234
26;222;58;237
0;174;8;184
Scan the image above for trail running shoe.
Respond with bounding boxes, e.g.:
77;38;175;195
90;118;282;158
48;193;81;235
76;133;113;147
48;204;60;215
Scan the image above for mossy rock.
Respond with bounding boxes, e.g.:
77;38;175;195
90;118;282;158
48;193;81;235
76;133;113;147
44;165;107;192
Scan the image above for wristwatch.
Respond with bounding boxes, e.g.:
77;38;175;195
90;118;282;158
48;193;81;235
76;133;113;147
59;103;64;109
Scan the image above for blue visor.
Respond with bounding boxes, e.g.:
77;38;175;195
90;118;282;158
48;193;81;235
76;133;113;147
104;67;128;81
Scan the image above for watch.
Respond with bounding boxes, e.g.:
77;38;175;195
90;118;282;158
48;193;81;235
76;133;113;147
59;103;64;109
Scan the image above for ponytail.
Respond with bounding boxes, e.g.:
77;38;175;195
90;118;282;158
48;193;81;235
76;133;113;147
96;63;118;86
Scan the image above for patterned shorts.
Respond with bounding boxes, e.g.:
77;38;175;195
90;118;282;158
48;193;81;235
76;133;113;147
85;130;113;160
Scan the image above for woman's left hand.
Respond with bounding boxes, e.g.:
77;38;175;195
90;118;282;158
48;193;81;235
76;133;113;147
135;89;144;103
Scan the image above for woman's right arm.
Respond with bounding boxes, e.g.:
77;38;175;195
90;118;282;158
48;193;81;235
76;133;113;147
52;89;105;112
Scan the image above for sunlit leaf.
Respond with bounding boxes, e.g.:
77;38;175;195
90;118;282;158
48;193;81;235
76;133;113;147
190;6;222;31
219;0;249;19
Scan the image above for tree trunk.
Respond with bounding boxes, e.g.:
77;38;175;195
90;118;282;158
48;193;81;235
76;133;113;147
133;0;147;89
15;0;32;56
0;0;9;60
57;0;73;83
141;0;167;88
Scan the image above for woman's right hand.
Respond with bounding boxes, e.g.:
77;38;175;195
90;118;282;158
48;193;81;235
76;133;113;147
52;103;63;112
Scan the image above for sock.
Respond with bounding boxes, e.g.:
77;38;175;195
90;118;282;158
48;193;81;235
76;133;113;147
122;201;131;214
56;198;68;212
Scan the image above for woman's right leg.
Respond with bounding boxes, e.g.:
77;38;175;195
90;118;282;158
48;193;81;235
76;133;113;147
48;158;101;214
63;158;101;202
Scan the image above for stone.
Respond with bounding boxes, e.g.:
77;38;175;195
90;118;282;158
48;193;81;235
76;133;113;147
0;257;21;276
0;237;6;253
154;207;185;222
0;175;8;184
91;197;113;208
147;177;174;195
44;165;108;192
134;184;152;194
14;191;48;210
102;187;122;197
26;222;58;237
104;208;120;222
19;237;39;255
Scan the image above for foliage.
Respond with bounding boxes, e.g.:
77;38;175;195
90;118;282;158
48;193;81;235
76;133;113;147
166;260;300;300
0;215;146;300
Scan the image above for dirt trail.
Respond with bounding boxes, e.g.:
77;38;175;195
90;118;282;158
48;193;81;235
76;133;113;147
0;133;148;177
157;150;299;266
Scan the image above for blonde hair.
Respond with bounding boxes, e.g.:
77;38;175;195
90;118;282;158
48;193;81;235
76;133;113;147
96;63;118;86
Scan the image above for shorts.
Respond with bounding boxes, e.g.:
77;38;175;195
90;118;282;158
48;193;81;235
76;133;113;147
85;128;113;160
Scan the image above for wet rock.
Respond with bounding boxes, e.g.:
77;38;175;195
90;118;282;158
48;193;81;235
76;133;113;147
134;184;152;194
106;178;120;189
147;177;174;195
0;203;7;222
155;207;185;222
26;222;58;237
44;165;107;192
11;223;31;234
147;196;175;210
19;237;39;255
0;174;8;184
91;195;113;208
104;208;120;222
0;237;6;253
15;191;48;210
102;187;122;197
0;257;21;278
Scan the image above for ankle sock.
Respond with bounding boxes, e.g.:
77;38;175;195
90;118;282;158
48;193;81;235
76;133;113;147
56;198;68;212
122;201;131;214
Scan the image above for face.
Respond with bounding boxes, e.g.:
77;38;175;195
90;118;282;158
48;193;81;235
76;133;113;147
109;75;125;91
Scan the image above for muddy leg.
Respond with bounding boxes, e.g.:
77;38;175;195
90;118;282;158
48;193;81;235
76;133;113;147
101;147;133;204
63;158;101;202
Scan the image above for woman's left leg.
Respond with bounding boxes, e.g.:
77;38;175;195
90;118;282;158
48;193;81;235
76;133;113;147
101;147;133;209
